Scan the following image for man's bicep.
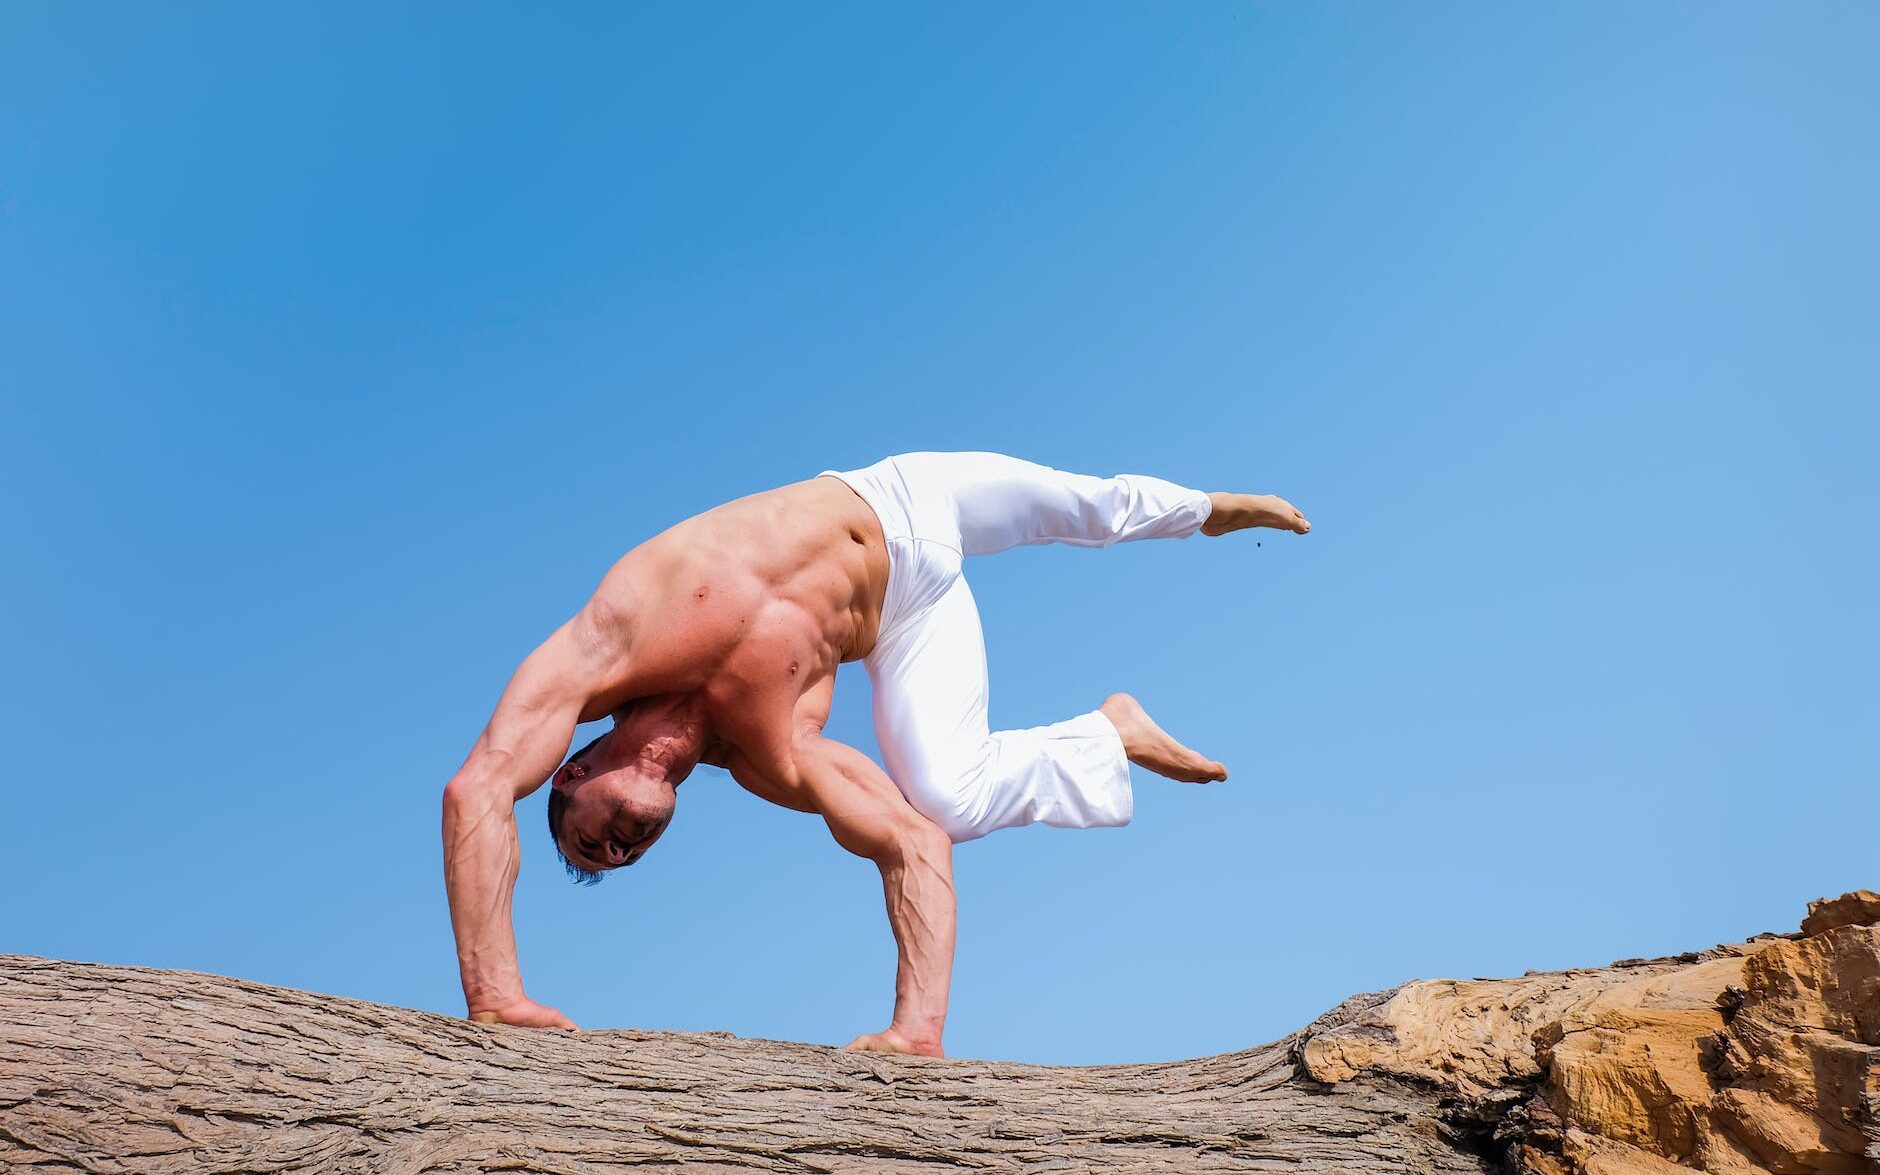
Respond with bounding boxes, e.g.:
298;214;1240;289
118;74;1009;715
794;737;933;862
469;703;581;802
457;625;592;800
721;747;817;814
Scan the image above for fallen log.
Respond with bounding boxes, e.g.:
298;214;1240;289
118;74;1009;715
3;891;1874;1173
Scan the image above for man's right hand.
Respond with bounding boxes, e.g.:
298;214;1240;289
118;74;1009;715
470;996;579;1030
445;620;603;1037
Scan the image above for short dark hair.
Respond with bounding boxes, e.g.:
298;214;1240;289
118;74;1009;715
547;732;609;886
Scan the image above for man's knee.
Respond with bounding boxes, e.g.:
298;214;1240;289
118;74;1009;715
896;758;991;844
902;783;980;843
925;806;983;844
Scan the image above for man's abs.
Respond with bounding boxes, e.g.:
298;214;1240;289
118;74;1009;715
589;476;890;706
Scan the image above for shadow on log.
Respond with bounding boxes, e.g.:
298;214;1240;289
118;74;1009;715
3;892;1874;1173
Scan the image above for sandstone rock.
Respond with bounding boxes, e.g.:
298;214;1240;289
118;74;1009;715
1298;891;1880;1173
1802;890;1880;938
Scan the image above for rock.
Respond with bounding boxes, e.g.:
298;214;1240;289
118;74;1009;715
1801;890;1880;938
1298;893;1880;1173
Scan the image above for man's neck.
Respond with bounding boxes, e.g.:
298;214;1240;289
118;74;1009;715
617;693;711;780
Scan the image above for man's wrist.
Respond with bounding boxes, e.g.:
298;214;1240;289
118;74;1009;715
890;1015;946;1049
463;980;526;1016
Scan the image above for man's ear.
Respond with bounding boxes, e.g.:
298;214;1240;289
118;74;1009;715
549;762;585;793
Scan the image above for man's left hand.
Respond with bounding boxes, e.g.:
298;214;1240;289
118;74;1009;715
842;1027;944;1058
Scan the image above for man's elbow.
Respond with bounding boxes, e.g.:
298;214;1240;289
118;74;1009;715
443;775;508;823
879;816;952;871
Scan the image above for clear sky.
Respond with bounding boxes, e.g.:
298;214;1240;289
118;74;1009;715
2;4;1874;1066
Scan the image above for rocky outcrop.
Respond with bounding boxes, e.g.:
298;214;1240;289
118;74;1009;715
2;892;1874;1172
1299;890;1880;1173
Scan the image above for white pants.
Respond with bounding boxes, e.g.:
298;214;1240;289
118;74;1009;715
819;452;1213;844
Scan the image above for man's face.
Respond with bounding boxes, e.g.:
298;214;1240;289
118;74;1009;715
552;738;677;875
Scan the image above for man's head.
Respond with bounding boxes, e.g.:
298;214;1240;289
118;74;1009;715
547;695;706;884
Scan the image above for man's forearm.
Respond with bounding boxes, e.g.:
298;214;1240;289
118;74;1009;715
792;732;958;1053
876;829;956;1046
442;779;527;1012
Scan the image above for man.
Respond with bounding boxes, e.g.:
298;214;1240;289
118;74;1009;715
442;452;1310;1055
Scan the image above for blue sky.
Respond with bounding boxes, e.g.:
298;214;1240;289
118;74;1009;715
2;3;1874;1065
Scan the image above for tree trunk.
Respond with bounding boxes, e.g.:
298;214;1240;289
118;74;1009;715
3;892;1874;1174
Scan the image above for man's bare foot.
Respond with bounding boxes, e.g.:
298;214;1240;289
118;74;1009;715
1200;492;1310;536
1099;693;1228;783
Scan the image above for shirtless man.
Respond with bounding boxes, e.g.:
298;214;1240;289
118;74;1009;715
442;452;1310;1056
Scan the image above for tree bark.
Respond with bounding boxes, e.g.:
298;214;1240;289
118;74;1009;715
2;892;1874;1174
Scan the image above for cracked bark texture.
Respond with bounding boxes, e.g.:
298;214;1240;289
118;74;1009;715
0;954;1483;1174
2;891;1874;1174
